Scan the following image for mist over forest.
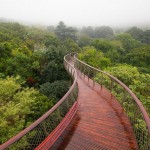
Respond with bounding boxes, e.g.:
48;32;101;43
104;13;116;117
0;0;150;148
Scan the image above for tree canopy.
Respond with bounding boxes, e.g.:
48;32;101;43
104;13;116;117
0;21;149;145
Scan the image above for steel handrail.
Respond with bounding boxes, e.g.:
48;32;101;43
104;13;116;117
0;53;78;150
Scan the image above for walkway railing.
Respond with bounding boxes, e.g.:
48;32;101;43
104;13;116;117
0;53;78;150
74;54;150;150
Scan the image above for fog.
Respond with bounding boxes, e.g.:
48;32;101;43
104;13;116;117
0;0;150;27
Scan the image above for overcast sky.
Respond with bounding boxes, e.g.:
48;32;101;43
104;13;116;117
0;0;150;27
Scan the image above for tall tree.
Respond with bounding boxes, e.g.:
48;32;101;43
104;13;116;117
55;21;77;41
94;26;114;38
126;26;143;41
115;33;142;52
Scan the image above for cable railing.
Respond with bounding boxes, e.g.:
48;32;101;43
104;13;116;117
74;54;150;150
0;53;78;150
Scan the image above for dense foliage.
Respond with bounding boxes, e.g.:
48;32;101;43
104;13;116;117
78;46;111;69
81;26;114;38
0;20;149;146
0;21;81;143
78;27;150;116
0;76;53;143
97;65;149;114
126;27;150;44
78;27;150;149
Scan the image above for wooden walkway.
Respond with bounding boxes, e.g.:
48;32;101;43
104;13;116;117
56;60;137;150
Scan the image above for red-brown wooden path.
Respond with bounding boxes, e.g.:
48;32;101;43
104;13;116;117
56;67;138;149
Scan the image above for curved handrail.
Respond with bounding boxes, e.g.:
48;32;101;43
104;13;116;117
74;54;150;149
0;53;78;150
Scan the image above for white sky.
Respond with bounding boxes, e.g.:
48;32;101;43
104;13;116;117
0;0;150;27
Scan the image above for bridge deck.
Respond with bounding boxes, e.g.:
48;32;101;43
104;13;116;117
56;71;137;150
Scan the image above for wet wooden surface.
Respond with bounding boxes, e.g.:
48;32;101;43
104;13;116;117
56;71;137;150
53;58;137;150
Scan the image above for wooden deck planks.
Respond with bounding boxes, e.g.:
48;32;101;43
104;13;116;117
56;68;137;149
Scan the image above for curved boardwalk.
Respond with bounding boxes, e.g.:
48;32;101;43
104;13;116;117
56;72;137;150
55;59;137;150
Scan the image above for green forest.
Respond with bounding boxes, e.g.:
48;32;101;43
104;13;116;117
0;21;149;144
